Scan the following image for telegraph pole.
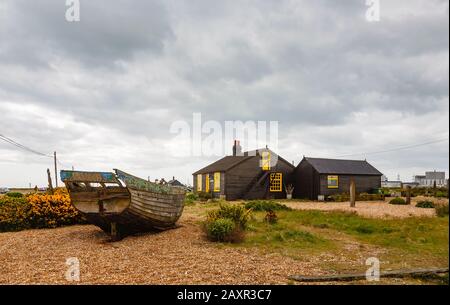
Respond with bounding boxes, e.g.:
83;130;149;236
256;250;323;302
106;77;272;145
54;151;58;188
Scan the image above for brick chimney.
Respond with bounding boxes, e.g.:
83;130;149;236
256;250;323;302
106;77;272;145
232;140;242;156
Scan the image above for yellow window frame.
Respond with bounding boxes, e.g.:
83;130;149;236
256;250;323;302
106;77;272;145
214;172;221;192
205;174;210;193
197;174;202;192
327;175;339;189
262;151;271;171
270;173;282;192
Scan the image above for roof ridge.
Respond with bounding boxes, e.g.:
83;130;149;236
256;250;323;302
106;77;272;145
305;156;368;162
303;157;382;175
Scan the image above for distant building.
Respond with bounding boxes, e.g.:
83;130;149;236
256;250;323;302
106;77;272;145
402;182;420;188
381;180;402;188
168;176;185;188
414;175;426;185
414;171;447;187
380;175;403;188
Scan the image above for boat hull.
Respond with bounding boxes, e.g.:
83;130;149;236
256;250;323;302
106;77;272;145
61;169;185;239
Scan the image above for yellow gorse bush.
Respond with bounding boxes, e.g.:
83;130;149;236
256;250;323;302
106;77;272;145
0;196;30;231
0;188;84;232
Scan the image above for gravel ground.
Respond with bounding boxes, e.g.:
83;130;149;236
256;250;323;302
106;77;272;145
0;198;446;284
0;221;329;285
0;222;438;285
284;197;448;218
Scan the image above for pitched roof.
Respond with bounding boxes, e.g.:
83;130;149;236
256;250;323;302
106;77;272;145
304;157;382;175
168;179;185;187
193;156;250;175
193;148;294;175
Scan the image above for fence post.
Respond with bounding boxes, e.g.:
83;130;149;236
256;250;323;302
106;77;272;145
406;185;411;205
350;179;356;207
47;168;54;194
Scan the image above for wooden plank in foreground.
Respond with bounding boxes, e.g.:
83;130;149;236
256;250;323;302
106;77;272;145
289;268;449;283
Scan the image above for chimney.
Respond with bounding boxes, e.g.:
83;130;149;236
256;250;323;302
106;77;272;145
232;140;242;156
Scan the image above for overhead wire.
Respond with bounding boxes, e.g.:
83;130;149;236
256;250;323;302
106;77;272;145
334;137;449;158
0;133;72;169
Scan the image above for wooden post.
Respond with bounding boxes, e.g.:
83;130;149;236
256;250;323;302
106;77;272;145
47;168;54;194
111;222;118;241
54;151;58;188
406;185;411;205
350;179;356;207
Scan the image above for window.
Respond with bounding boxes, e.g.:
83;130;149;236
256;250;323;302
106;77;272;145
327;175;339;189
214;172;221;192
270;173;282;192
197;174;202;192
205;174;209;193
261;151;271;171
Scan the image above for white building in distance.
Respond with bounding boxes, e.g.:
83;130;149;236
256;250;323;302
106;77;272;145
414;171;447;187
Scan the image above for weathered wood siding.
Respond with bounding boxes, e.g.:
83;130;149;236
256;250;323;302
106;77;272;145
292;160;319;199
318;174;381;196
293;159;382;200
226;156;294;200
210;172;226;198
226;156;261;200
192;172;225;198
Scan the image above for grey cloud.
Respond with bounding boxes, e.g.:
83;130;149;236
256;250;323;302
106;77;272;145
0;0;173;68
0;0;448;186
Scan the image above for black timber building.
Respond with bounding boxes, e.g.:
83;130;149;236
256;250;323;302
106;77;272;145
193;141;295;200
292;157;383;200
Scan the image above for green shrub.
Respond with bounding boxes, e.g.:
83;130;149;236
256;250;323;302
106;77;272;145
435;191;447;198
5;192;24;198
244;200;292;212
407;187;448;197
197;191;212;201
184;192;198;205
435;204;449;217
415;200;435;208
273;230;318;243
327;194;349;202
389;197;407;205
264;210;278;224
207;203;251;229
358;193;385;201
355;224;375;234
205;218;240;242
204;204;251;243
328;193;384;202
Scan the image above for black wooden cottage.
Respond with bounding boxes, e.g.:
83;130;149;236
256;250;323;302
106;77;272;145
292;157;382;200
193;141;295;200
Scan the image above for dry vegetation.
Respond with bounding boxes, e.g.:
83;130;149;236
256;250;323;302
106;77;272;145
282;196;447;218
0;198;448;285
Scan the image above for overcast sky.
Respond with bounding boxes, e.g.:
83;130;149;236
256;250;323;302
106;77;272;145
0;0;448;187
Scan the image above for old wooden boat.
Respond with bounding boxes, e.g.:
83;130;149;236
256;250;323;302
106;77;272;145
60;169;185;240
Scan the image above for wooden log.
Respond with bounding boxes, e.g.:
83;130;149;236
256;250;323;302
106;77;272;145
289;267;449;283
